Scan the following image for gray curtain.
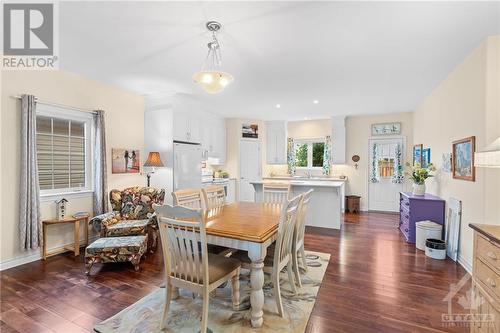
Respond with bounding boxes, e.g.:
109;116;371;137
93;110;108;215
19;94;42;250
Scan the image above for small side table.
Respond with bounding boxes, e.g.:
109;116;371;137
42;214;90;260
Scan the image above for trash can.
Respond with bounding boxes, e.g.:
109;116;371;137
425;239;446;260
415;220;442;251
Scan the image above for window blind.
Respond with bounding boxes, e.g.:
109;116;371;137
36;115;86;190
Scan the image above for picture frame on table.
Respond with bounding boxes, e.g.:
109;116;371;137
452;136;475;181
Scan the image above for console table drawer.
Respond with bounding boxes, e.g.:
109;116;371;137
476;234;500;273
476;258;500;303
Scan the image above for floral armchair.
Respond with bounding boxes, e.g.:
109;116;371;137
90;186;165;252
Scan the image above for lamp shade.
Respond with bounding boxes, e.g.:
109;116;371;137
143;152;164;167
475;137;500;168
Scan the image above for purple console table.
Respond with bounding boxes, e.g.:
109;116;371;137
399;192;445;243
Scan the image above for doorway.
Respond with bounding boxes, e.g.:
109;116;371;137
368;137;404;212
239;139;261;201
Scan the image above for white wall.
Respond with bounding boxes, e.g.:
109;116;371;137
1;70;145;269
413;36;500;271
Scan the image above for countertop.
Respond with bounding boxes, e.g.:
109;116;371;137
469;223;500;244
263;176;347;182
251;180;344;188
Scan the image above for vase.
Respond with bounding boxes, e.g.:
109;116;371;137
412;183;426;196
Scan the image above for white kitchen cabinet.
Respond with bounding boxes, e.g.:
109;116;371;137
173;110;201;143
200;113;226;165
266;121;287;164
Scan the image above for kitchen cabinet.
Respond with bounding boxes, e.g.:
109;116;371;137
266;121;287;164
201;114;226;165
173;110;201;143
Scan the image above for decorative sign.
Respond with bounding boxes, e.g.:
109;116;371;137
371;122;401;136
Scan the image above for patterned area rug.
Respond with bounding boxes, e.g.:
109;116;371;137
95;251;330;333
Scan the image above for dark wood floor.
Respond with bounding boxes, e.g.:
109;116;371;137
1;212;469;333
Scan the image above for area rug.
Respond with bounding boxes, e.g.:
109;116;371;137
94;251;330;333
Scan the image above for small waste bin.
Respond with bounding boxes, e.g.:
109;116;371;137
425;239;446;260
415;220;442;251
345;195;361;213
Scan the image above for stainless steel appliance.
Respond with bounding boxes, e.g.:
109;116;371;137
173;142;202;191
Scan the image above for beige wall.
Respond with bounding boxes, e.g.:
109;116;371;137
413;36;500;270
1;70;145;267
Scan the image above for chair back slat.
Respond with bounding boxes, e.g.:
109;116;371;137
263;183;290;204
172;189;204;210
154;204;209;286
295;189;314;249
202;185;226;209
274;194;303;265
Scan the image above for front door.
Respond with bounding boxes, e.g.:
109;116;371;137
239;140;261;201
368;138;404;212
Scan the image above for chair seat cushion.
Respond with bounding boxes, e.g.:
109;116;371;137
86;235;147;256
171;253;240;284
105;219;149;237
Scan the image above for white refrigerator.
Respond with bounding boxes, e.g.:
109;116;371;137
173;142;202;191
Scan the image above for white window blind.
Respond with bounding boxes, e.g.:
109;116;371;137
35;105;93;195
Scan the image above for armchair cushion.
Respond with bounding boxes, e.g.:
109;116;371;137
90;211;118;233
110;187;166;220
105;219;150;237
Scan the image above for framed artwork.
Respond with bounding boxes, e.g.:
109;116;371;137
422;148;431;168
112;148;140;174
242;124;258;138
452;136;475;181
371;122;401;136
413;144;423;166
442;153;452;172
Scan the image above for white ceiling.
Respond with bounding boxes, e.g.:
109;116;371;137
60;1;500;120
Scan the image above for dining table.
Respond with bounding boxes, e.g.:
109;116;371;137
203;201;283;328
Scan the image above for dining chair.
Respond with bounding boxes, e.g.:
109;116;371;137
292;189;314;287
154;204;241;333
201;185;226;209
172;189;204;209
262;182;291;204
232;193;304;317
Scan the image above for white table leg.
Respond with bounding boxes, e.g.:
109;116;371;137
248;243;267;328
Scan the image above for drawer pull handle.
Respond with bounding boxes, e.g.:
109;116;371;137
486;251;497;260
486;277;496;288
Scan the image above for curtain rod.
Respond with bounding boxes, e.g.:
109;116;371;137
10;95;98;115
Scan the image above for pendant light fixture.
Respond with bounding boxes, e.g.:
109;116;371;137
193;21;233;94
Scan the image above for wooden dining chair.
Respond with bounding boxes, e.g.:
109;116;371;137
292;189;314;287
201;185;226;209
262;182;291;204
172;189;204;209
232;193;304;317
154;204;241;333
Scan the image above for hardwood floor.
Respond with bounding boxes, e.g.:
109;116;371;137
1;212;469;333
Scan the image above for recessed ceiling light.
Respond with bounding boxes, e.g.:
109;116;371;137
313;100;319;104
276;104;281;108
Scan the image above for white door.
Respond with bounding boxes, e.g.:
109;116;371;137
239;140;261;202
368;138;404;212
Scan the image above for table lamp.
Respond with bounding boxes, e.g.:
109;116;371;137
143;152;164;187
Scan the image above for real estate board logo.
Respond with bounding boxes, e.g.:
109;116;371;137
2;2;58;69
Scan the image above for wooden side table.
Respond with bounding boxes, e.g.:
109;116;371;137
42;214;90;260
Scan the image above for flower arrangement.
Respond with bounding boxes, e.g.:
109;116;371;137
406;162;436;184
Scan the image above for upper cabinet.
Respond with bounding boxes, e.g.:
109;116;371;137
266;121;287;164
202;115;226;165
331;116;346;164
173;110;201;143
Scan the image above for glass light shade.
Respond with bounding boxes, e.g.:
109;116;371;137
143;152;164;167
193;71;233;93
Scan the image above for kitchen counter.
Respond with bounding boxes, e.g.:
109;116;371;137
263;176;347;182
250;179;344;229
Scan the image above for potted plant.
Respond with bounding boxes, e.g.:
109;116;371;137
406;162;436;196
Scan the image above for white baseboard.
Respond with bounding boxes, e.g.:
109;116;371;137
0;236;99;271
458;254;472;275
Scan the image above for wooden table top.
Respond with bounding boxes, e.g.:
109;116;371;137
43;214;89;224
204;202;282;243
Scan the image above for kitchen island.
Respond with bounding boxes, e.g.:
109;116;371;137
250;179;344;229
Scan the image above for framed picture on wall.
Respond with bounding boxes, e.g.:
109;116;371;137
112;148;140;174
452;136;475;181
242;124;258;138
371;122;401;136
413;144;423;166
422;148;431;168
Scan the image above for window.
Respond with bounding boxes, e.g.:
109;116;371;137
294;139;325;169
36;105;93;195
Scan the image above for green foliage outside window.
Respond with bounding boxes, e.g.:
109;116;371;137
312;142;325;167
295;143;308;167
